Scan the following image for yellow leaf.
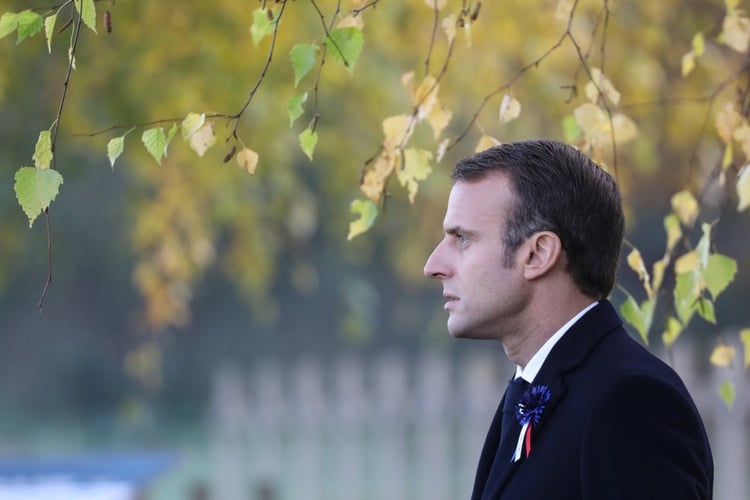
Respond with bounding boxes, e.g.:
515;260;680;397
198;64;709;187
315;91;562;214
585;68;621;106
681;51;696;77
675;250;700;274
236;147;259;174
612;113;638;143
337;14;364;29
692;32;705;56
723;9;750;53
710;344;736;367
463;19;472;48
360;154;397;202
499;94;521;124
411;76;439;120
189;122;216;157
428;104;452;139
670;190;699;227
722;142;734;170
740;328;750;368
382;115;413;153
627;248;653;299
555;0;575;21
441;14;456;43
397;148;433;203
737;164;750;211
652;258;667;294
475;135;501;153
716;102;745;143
422;0;446;9
574;103;607;137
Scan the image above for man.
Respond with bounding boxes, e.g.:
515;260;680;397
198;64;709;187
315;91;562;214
424;140;713;499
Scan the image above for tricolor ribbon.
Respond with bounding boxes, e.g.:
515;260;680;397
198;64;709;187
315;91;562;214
512;384;551;462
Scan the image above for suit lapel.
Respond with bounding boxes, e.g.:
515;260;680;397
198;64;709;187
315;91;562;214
479;300;623;499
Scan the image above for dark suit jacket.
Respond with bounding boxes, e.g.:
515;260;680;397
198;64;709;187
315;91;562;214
471;300;714;500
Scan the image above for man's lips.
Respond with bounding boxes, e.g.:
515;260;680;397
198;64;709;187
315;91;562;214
443;293;458;310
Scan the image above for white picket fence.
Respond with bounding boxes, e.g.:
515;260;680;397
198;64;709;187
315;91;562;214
209;341;748;500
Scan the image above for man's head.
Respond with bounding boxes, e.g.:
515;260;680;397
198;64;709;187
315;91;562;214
451;139;624;299
423;139;624;342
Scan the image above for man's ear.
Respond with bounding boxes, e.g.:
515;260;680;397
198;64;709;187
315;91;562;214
522;231;563;280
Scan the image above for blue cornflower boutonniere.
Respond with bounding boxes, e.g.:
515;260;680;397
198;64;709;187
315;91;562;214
513;385;551;460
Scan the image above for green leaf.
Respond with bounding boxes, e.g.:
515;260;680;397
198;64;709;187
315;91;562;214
107;136;125;169
181;113;205;140
562;114;581;143
347;199;378;240
696;223;711;268
32;130;53;169
694;296;716;324
287;93;307;127
0;12;19;40
44;13;57;53
619;293;654;345
166;123;179;146
718;379;735;410
325;27;364;75
663;213;682;253
290;43;317;87
16;10;43;44
142;127;168;165
740;328;750;368
674;270;700;325
397;148;433;203
14;166;64;227
661;316;684;348
74;0;97;33
250;7;275;46
704;253;737;299
299;127;318;161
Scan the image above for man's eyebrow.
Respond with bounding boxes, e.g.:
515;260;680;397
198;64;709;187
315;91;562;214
445;226;475;236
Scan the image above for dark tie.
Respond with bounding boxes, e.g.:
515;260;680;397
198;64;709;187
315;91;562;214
500;377;529;453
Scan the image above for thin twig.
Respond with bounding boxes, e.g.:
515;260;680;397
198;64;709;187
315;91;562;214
39;1;85;312
230;0;290;138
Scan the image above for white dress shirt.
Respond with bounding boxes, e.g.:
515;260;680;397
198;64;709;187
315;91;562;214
510;300;598;461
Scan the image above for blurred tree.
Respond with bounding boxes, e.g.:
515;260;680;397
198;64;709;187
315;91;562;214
0;0;749;403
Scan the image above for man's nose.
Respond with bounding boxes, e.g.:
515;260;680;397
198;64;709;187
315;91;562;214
423;242;447;279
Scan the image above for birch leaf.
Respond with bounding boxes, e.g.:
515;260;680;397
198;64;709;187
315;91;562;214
181;113;205;140
16;10;43;44
290;43;317;87
14;166;64;227
718;379;735;409
347;199;377;241
299;128;318;161
236;147;259;174
740;328;750;368
33;130;53;170
107;136;125;169
325;27;364;75
710;344;736;367
142;127;168;165
397;148;432;203
0;13;19;40
189;122;216;157
499;94;521;124
44;13;57;53
74;0;97;33
670;190;699;227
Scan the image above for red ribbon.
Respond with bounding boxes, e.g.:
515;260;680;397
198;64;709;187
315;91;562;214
525;422;533;457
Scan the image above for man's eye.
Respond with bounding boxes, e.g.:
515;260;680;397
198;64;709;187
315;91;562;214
457;234;468;245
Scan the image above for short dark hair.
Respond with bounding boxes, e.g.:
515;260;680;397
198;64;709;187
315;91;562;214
452;139;624;299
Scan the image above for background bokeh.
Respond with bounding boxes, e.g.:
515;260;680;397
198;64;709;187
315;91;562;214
0;1;748;498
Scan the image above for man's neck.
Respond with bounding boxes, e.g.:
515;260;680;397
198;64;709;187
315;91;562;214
503;295;597;368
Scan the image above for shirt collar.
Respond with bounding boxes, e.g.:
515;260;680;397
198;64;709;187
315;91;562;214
515;301;598;383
